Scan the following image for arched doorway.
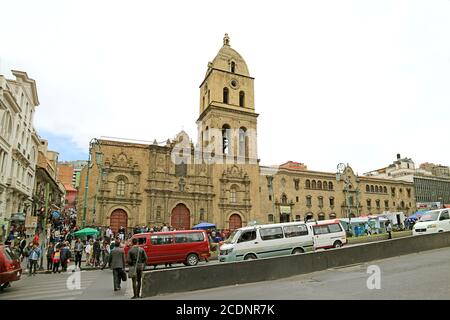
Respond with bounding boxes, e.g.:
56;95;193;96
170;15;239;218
229;214;242;230
280;213;290;223
110;209;128;234
171;203;190;230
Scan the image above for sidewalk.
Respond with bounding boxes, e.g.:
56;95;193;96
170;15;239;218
23;247;220;274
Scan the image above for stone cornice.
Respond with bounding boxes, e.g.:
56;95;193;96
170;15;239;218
197;104;259;122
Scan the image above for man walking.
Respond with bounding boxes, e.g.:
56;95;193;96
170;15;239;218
386;221;393;239
60;242;72;272
100;240;110;270
46;242;55;271
28;244;41;276
127;238;148;299
108;239;126;291
74;238;83;270
93;238;101;267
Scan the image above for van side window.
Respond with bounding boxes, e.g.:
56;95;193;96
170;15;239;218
175;233;205;243
188;233;205;242
283;225;309;238
151;235;173;245
175;234;189;243
137;237;147;245
327;223;343;233
259;227;284;241
238;230;256;243
313;225;329;235
440;211;449;221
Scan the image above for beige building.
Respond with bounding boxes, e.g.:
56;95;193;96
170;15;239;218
260;162;415;224
0;70;40;240
78;35;415;233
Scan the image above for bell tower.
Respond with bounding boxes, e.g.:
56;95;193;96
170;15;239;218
196;34;262;230
197;33;258;163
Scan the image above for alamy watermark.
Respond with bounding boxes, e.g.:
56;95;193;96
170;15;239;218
66;265;81;290
366;265;381;290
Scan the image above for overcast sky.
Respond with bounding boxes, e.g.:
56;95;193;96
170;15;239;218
1;0;449;174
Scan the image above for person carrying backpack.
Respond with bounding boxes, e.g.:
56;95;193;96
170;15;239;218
52;247;61;273
60;242;72;272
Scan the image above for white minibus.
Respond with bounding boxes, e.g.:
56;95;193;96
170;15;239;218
307;219;347;249
413;209;450;235
219;221;314;262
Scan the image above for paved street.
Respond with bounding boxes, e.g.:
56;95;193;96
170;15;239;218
150;247;450;300
0;259;215;300
2;246;449;300
0;269;135;300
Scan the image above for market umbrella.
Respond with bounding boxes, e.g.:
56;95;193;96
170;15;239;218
52;211;61;218
73;227;100;237
192;222;216;230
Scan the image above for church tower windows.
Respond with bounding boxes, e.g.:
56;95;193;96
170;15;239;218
239;91;245;107
223;87;229;104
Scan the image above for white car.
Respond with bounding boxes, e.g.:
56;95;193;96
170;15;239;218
413;209;450;235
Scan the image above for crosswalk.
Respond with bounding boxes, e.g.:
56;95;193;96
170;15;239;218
0;270;98;300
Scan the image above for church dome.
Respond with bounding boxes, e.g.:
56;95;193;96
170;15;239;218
207;34;250;77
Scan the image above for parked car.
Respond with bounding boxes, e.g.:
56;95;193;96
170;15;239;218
0;245;22;290
413;209;450;235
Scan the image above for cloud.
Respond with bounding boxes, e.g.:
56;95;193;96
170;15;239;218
1;0;449;173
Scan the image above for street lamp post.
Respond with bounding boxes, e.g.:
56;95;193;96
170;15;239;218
337;163;351;232
92;152;104;225
82;138;101;228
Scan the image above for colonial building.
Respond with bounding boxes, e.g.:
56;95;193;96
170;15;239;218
0;70;40;241
34;139;66;231
78;35;416;233
260;162;415;224
365;154;450;209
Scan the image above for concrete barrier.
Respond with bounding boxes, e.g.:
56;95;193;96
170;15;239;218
142;231;450;297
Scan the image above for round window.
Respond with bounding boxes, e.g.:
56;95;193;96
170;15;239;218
230;79;239;89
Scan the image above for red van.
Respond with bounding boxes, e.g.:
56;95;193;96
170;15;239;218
0;245;22;290
124;230;211;267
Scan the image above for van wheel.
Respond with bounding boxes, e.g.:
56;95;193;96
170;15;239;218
244;254;257;260
1;282;9;291
333;241;342;248
186;254;199;266
292;248;304;254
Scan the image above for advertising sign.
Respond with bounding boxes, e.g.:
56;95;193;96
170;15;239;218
25;215;38;228
280;206;291;214
416;202;442;211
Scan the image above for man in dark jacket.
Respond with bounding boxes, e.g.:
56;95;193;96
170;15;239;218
127;238;148;299
108;240;125;291
60;243;72;272
93;239;101;267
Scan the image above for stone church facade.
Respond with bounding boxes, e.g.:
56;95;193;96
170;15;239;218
78;35;415;233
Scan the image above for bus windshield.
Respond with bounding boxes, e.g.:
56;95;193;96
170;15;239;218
223;230;240;244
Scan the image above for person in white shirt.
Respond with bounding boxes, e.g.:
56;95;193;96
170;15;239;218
85;240;92;266
106;226;113;239
161;224;169;232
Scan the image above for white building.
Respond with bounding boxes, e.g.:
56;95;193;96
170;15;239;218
364;154;432;183
0;70;40;240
